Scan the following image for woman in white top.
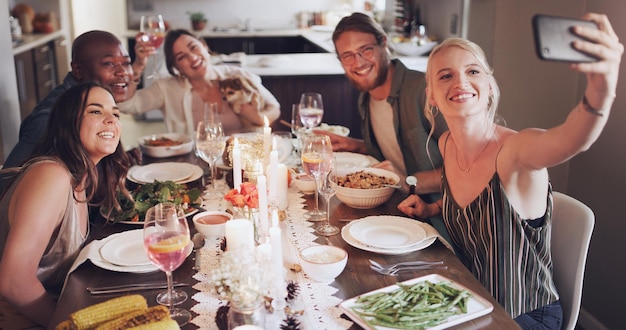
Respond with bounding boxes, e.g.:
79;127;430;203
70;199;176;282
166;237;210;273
120;29;280;135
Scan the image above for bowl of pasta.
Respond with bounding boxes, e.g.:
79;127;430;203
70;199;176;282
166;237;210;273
335;168;400;209
138;133;194;158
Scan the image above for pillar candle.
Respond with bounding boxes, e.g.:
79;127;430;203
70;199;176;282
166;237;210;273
232;138;242;192
263;116;271;161
257;174;269;238
269;210;283;272
225;219;253;251
269;148;278;201
276;163;289;210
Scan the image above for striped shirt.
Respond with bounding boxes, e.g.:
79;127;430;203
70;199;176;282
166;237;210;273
441;171;560;318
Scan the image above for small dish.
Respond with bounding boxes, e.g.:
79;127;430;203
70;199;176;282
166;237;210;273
299;245;348;282
138;133;193;158
193;211;233;239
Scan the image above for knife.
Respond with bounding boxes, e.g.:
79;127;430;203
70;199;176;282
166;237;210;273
87;282;189;295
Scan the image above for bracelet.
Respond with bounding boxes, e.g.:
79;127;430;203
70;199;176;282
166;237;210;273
582;95;604;117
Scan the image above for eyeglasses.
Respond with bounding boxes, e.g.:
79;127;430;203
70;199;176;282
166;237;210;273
337;43;379;65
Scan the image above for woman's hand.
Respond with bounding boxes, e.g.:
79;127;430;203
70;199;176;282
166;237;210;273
398;195;440;219
570;13;623;109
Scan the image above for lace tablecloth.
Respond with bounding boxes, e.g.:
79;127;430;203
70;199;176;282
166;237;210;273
190;184;353;329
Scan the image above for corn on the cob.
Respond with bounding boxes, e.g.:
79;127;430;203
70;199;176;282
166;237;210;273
94;305;170;330
68;294;148;329
128;318;180;330
55;319;72;330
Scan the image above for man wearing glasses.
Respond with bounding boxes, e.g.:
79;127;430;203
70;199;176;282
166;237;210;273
319;12;449;239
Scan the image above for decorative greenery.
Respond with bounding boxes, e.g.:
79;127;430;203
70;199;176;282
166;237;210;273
186;11;207;23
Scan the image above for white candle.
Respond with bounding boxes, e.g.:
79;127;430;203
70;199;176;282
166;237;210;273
233;138;242;192
257;174;269;238
269;210;283;271
263;116;271;160
276;163;288;210
225;219;254;251
269;148;278;200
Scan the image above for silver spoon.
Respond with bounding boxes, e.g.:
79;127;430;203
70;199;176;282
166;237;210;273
192;233;205;271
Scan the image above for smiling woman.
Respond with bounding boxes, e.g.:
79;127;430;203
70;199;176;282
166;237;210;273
0;82;131;328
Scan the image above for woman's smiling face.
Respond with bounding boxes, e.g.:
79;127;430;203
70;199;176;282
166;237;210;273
427;46;492;118
79;86;121;164
172;34;209;78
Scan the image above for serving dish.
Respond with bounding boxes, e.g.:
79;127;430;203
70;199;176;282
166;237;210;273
138;133;194;158
335;168;400;209
339;273;494;330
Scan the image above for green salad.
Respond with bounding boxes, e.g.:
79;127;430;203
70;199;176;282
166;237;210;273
102;180;202;223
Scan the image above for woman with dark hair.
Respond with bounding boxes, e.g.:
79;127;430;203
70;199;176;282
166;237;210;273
121;29;280;135
0;82;131;328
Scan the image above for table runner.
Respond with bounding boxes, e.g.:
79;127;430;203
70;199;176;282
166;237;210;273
191;184;353;329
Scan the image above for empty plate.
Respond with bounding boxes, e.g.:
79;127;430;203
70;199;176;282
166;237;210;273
99;230;151;267
348;216;427;249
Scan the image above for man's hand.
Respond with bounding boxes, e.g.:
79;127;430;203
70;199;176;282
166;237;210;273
313;130;366;153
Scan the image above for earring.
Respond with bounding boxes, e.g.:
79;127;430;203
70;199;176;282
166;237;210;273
430;105;439;116
487;95;493;110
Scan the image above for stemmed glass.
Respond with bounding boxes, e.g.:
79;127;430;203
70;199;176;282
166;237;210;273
316;157;339;236
301;134;332;222
139;14;166;79
291;104;306;163
299;93;324;129
143;202;191;326
196;113;226;200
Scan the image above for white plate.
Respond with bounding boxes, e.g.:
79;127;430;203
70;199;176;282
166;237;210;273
99;230;151;266
348;216;427;249
90;230;158;273
341;216;437;255
127;163;203;184
335;152;372;170
339;274;494;330
131;162;194;183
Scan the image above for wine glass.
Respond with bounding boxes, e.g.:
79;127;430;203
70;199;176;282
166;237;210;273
301;134;332;222
143;202;192;326
291;104;306;162
139;14;166;79
316;157;339;236
299;93;324;129
196;117;226;200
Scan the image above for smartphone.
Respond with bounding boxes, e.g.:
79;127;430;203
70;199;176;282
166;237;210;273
532;14;599;62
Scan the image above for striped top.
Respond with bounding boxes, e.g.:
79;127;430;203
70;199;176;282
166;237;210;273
441;171;560;318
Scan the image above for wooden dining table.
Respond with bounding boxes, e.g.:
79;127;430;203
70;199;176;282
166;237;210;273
48;152;520;330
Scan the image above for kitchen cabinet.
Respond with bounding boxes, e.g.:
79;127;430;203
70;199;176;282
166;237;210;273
14;41;59;120
204;36;327;55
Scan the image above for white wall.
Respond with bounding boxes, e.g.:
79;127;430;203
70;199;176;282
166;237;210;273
1;0;23;162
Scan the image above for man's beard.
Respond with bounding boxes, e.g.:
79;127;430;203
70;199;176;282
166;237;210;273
348;54;390;92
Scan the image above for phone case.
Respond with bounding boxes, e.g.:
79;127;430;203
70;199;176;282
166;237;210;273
532;14;599;62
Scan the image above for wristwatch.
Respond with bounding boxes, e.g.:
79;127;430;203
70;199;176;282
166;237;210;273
406;175;418;195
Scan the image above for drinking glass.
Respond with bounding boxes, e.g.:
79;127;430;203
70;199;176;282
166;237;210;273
143;202;191;326
299;93;324;129
301;134;332;222
291;104;306;163
316;158;339;236
139;14;166;79
196;117;226;200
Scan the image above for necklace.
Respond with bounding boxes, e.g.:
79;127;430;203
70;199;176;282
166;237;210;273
455;137;493;173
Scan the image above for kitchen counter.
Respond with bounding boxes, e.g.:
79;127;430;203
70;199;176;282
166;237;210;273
12;30;66;55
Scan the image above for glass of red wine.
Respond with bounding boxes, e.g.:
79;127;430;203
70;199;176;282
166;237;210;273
139;14;166;79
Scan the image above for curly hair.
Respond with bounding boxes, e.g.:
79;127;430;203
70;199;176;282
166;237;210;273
32;81;131;212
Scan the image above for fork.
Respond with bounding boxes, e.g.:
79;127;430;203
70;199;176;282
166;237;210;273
368;259;443;272
370;264;448;276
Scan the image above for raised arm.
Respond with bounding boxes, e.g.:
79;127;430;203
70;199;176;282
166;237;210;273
512;13;622;170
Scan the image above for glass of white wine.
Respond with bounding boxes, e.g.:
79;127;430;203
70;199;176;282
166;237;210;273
299;93;324;129
316;157;339;236
301;134;332;222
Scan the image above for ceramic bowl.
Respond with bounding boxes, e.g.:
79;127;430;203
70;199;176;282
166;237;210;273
138;133;193;158
299;245;348;282
193;211;233;239
293;173;316;195
335;168;400;209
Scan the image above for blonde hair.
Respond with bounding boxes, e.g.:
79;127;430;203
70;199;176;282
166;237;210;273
424;38;501;127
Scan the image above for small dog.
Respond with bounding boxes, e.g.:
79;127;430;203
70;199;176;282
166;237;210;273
219;75;264;114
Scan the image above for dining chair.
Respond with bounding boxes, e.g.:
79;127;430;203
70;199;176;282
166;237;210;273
551;191;595;330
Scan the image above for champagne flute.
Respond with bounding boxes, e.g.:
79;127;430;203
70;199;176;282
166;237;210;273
301;134;332;222
196;117;226;200
299;93;324;129
143;202;191;326
139;14;166;79
316;157;339;236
